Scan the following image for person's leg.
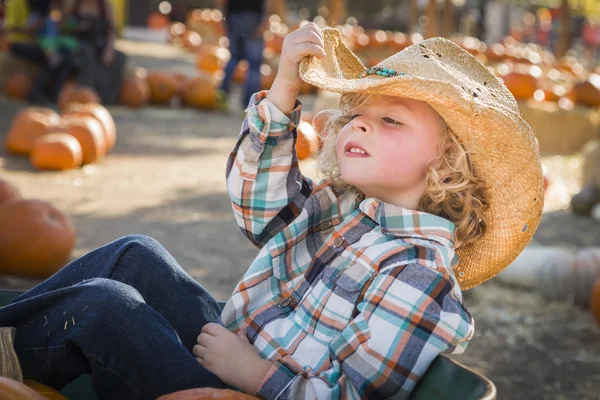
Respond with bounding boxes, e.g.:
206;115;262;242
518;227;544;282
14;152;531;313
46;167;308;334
93;50;126;105
11;234;223;352
0;278;226;399
8;42;47;65
219;16;243;96
243;35;264;108
72;43;97;88
240;12;264;108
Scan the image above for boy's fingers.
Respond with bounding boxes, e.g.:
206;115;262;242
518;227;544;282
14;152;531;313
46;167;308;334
296;43;326;59
304;31;325;47
192;344;206;359
196;332;214;346
201;322;225;336
236;330;250;342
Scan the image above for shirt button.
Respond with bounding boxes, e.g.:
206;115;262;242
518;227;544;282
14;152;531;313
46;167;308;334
277;297;292;307
320;221;332;231
333;237;344;248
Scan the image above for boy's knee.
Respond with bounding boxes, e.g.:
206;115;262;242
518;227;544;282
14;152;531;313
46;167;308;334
115;234;163;255
80;278;145;314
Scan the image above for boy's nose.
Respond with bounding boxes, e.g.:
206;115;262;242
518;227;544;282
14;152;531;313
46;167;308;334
351;117;370;133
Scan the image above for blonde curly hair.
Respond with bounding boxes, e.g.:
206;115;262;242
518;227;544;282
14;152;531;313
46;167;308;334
316;92;490;248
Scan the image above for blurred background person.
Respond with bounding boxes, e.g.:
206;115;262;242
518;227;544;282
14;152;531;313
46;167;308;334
61;0;125;104
215;0;285;112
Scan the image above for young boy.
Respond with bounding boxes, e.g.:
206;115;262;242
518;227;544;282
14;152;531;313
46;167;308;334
0;23;543;400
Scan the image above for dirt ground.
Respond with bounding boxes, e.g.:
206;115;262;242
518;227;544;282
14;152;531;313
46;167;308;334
1;40;599;399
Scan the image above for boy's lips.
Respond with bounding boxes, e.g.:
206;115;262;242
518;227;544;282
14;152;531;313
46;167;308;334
344;141;369;157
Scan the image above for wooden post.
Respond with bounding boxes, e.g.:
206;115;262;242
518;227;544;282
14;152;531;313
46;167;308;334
408;0;418;35
326;0;346;26
441;0;454;38
425;0;438;38
555;0;573;59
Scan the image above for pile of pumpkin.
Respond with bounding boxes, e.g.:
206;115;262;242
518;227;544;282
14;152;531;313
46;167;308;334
4;68;223;111
5;96;116;170
0;178;75;278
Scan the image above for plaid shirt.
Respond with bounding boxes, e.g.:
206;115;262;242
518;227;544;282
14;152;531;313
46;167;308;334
221;92;474;400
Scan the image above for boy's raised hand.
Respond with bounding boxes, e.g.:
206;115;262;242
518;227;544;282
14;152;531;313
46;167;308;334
267;23;326;115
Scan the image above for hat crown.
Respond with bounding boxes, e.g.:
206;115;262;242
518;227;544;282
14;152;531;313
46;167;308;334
312;28;520;116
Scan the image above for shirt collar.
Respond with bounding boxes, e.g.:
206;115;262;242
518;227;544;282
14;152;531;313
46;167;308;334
354;196;456;248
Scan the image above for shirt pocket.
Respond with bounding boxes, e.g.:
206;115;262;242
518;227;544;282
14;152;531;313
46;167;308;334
293;261;375;342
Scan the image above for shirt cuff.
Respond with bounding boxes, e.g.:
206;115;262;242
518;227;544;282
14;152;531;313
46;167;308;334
256;359;297;400
246;91;302;144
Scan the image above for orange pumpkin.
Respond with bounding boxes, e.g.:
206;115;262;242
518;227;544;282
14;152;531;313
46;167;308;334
147;11;170;30
5;73;32;99
147;72;179;105
296;120;320;161
196;46;229;73
502;72;538;100
157;388;260;400
5;108;61;155
30;133;83;170
63;103;116;151
591;278;600;325
58;84;101;111
0;199;75;277
48;116;106;164
0;377;46;400
568;78;600;108
0;178;21;205
172;72;190;96
119;71;151;108
181;73;220;109
24;380;67;400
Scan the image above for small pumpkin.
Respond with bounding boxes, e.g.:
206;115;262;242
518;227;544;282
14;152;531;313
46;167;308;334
4;73;32;100
5;108;61;155
0;377;45;400
196;45;229;73
502;72;538;100
181;72;220;109
0;178;22;205
157;388;260;400
30;133;83;170
63;103;117;151
58;84;100;111
24;380;68;400
0;199;75;277
147;72;179;105
48;116;106;164
147;11;170;30
296;120;320;161
119;70;151;108
568;77;600;108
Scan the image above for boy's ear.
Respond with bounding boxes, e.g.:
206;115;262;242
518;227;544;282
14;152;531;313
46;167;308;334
312;109;341;135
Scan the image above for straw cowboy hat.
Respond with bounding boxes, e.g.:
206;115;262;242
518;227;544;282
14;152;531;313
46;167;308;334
299;28;545;290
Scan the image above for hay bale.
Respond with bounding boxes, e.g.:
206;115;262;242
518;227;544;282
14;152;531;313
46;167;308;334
582;139;600;187
0;51;39;92
519;100;600;155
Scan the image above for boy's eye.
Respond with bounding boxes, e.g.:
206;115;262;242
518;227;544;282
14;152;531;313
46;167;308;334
383;117;402;126
349;114;360;120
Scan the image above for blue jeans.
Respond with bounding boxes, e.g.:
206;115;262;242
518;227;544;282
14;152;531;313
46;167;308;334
0;235;227;399
219;11;264;108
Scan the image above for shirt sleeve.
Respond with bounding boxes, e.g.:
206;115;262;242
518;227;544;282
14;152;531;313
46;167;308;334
256;263;474;400
225;91;314;248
